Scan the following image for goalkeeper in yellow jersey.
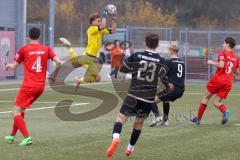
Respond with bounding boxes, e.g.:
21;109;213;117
59;8;116;88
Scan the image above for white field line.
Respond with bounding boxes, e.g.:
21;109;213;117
1;88;240;96
0;101;62;104
0;88;23;91
0;103;89;114
184;92;240;96
0;81;112;92
0;81;240;96
103;91;240;96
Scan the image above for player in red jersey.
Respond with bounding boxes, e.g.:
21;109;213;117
4;27;62;146
191;37;239;125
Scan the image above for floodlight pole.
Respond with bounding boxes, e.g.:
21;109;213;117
16;0;27;48
15;0;27;79
49;0;55;48
48;0;55;72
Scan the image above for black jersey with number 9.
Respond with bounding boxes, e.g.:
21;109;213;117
164;58;185;87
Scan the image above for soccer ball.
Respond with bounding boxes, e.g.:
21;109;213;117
105;4;117;15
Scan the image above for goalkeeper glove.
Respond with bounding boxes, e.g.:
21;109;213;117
101;7;108;18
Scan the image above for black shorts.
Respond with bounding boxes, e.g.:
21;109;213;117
120;96;153;118
159;86;184;102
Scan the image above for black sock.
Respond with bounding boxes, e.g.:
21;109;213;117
163;102;170;121
151;103;160;118
130;129;141;146
112;122;122;136
114;68;118;78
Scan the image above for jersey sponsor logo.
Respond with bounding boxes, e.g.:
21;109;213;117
226;56;237;61
137;54;160;62
29;51;46;55
172;60;184;64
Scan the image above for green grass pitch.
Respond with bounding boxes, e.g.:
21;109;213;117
0;82;240;160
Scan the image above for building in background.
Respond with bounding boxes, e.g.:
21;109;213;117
0;0;27;78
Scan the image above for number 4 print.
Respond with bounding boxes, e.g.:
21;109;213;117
32;57;42;72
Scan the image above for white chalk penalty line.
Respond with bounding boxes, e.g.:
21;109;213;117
0;103;89;114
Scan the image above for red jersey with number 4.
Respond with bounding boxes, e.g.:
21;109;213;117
15;43;56;87
211;51;239;85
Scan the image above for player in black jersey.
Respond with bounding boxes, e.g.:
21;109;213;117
106;33;167;158
149;44;185;127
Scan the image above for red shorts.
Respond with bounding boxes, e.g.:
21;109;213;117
207;79;232;99
14;86;44;108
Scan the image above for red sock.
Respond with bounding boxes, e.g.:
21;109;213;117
21;112;25;118
10;124;18;136
10;112;25;136
197;103;207;120
219;104;227;113
14;115;29;138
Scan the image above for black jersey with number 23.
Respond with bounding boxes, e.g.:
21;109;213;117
120;50;166;101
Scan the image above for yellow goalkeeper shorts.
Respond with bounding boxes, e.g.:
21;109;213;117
68;48;100;82
77;54;99;76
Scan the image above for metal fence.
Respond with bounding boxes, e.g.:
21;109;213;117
125;27;240;82
179;28;240;81
26;23;46;45
2;25;240;82
15;23;47;79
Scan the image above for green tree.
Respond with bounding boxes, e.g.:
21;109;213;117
55;0;79;42
119;0;176;27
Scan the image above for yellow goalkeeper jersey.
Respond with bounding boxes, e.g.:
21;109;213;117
85;25;111;57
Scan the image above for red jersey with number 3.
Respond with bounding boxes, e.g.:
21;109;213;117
15;43;56;87
211;51;239;85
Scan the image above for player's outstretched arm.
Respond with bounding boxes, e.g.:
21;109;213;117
49;56;64;83
111;19;117;34
207;60;224;68
99;8;108;30
53;56;63;69
234;68;240;81
110;12;117;34
119;56;133;73
4;61;19;71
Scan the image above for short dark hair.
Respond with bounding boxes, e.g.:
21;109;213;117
145;33;159;49
29;27;40;40
225;37;236;48
89;13;100;24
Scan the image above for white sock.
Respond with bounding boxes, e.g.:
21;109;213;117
127;143;135;151
113;133;120;140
